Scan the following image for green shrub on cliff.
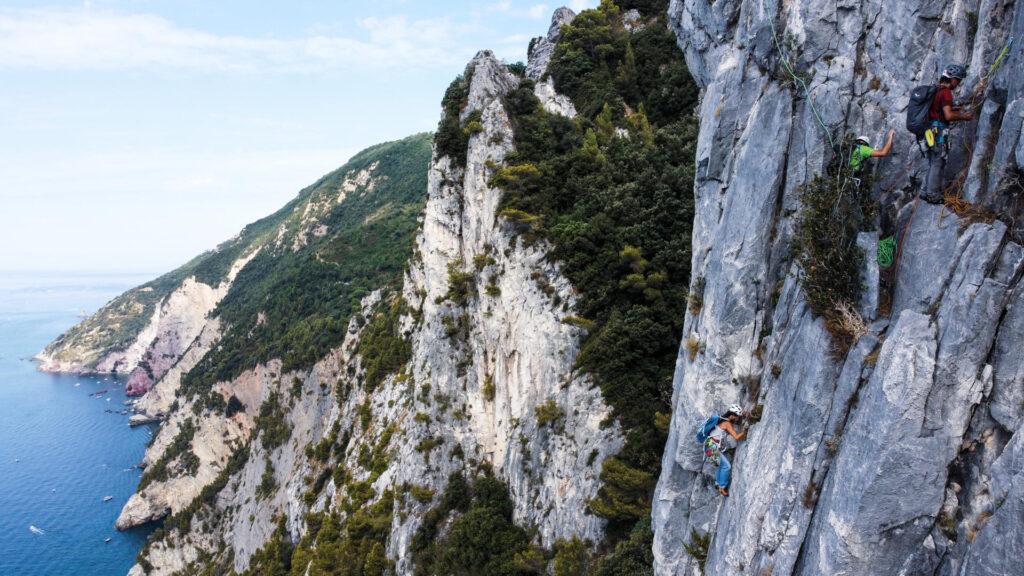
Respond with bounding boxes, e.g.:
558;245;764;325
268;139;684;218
494;0;699;546
243;516;294;576
435;67;476;167
286;491;396;576
356;295;412;393
138;418;197;490
793;137;868;353
412;472;536;576
255;392;291;450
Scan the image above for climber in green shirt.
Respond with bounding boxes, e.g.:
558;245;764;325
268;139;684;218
849;129;895;171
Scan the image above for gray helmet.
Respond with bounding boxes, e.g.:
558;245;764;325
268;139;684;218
724;403;743;417
942;64;967;80
855;135;872;147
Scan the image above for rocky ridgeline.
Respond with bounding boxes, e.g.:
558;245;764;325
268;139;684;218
654;1;1024;575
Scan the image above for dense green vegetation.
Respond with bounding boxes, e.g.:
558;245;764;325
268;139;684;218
412;471;541;576
271;492;395;576
255;391;292;450
613;0;669;18
179;134;432;397
435;68;476;168
290;494;397;573
408;470;656;575
794;135;869;352
258;457;278;500
356;295;411;393
494;0;698;544
548;518;656;576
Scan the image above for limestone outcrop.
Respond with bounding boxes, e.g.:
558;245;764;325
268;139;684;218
654;1;1024;574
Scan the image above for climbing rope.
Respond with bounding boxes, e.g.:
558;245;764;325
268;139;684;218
877;236;896;268
762;0;836;149
985;36;1015;84
941;36;1017;204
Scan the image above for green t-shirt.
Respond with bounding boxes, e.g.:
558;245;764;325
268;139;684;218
849;144;874;171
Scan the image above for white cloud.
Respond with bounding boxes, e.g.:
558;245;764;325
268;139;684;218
528;4;550;19
0;8;472;73
567;0;598;12
496;34;534;46
487;1;551;19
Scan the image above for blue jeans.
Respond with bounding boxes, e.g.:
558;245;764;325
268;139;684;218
717;453;731;488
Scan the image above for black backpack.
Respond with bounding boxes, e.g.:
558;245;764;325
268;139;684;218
906;85;937;137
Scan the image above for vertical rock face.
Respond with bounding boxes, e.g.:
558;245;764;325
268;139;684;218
655;1;1024;575
387;48;620;569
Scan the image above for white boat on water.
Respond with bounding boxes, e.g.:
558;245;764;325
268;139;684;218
29;525;44;535
104;537;112;544
103;496;113;502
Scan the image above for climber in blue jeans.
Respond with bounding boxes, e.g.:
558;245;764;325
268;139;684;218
704;404;747;496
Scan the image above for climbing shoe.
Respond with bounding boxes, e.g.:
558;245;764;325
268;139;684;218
717;486;729;497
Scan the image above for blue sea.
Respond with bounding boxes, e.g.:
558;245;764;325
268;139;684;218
0;272;158;575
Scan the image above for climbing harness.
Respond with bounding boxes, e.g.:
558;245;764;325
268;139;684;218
877;236;896;268
703;436;722;466
762;0;835;149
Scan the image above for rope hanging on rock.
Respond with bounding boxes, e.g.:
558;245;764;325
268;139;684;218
762;0;835;149
943;36;1017;200
986;36;1015;82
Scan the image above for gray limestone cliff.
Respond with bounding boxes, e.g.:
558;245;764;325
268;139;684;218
654;1;1024;575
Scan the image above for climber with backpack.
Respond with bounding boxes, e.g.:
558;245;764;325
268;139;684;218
906;64;974;203
695;404;748;496
849;129;896;172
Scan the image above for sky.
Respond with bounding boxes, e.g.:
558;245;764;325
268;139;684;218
0;0;598;274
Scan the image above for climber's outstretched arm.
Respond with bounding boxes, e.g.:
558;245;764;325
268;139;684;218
872;129;895;157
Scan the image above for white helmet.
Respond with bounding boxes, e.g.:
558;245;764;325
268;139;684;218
725;403;743;417
855;135;872;147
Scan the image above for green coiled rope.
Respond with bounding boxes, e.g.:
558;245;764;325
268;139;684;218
877;236;896;268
